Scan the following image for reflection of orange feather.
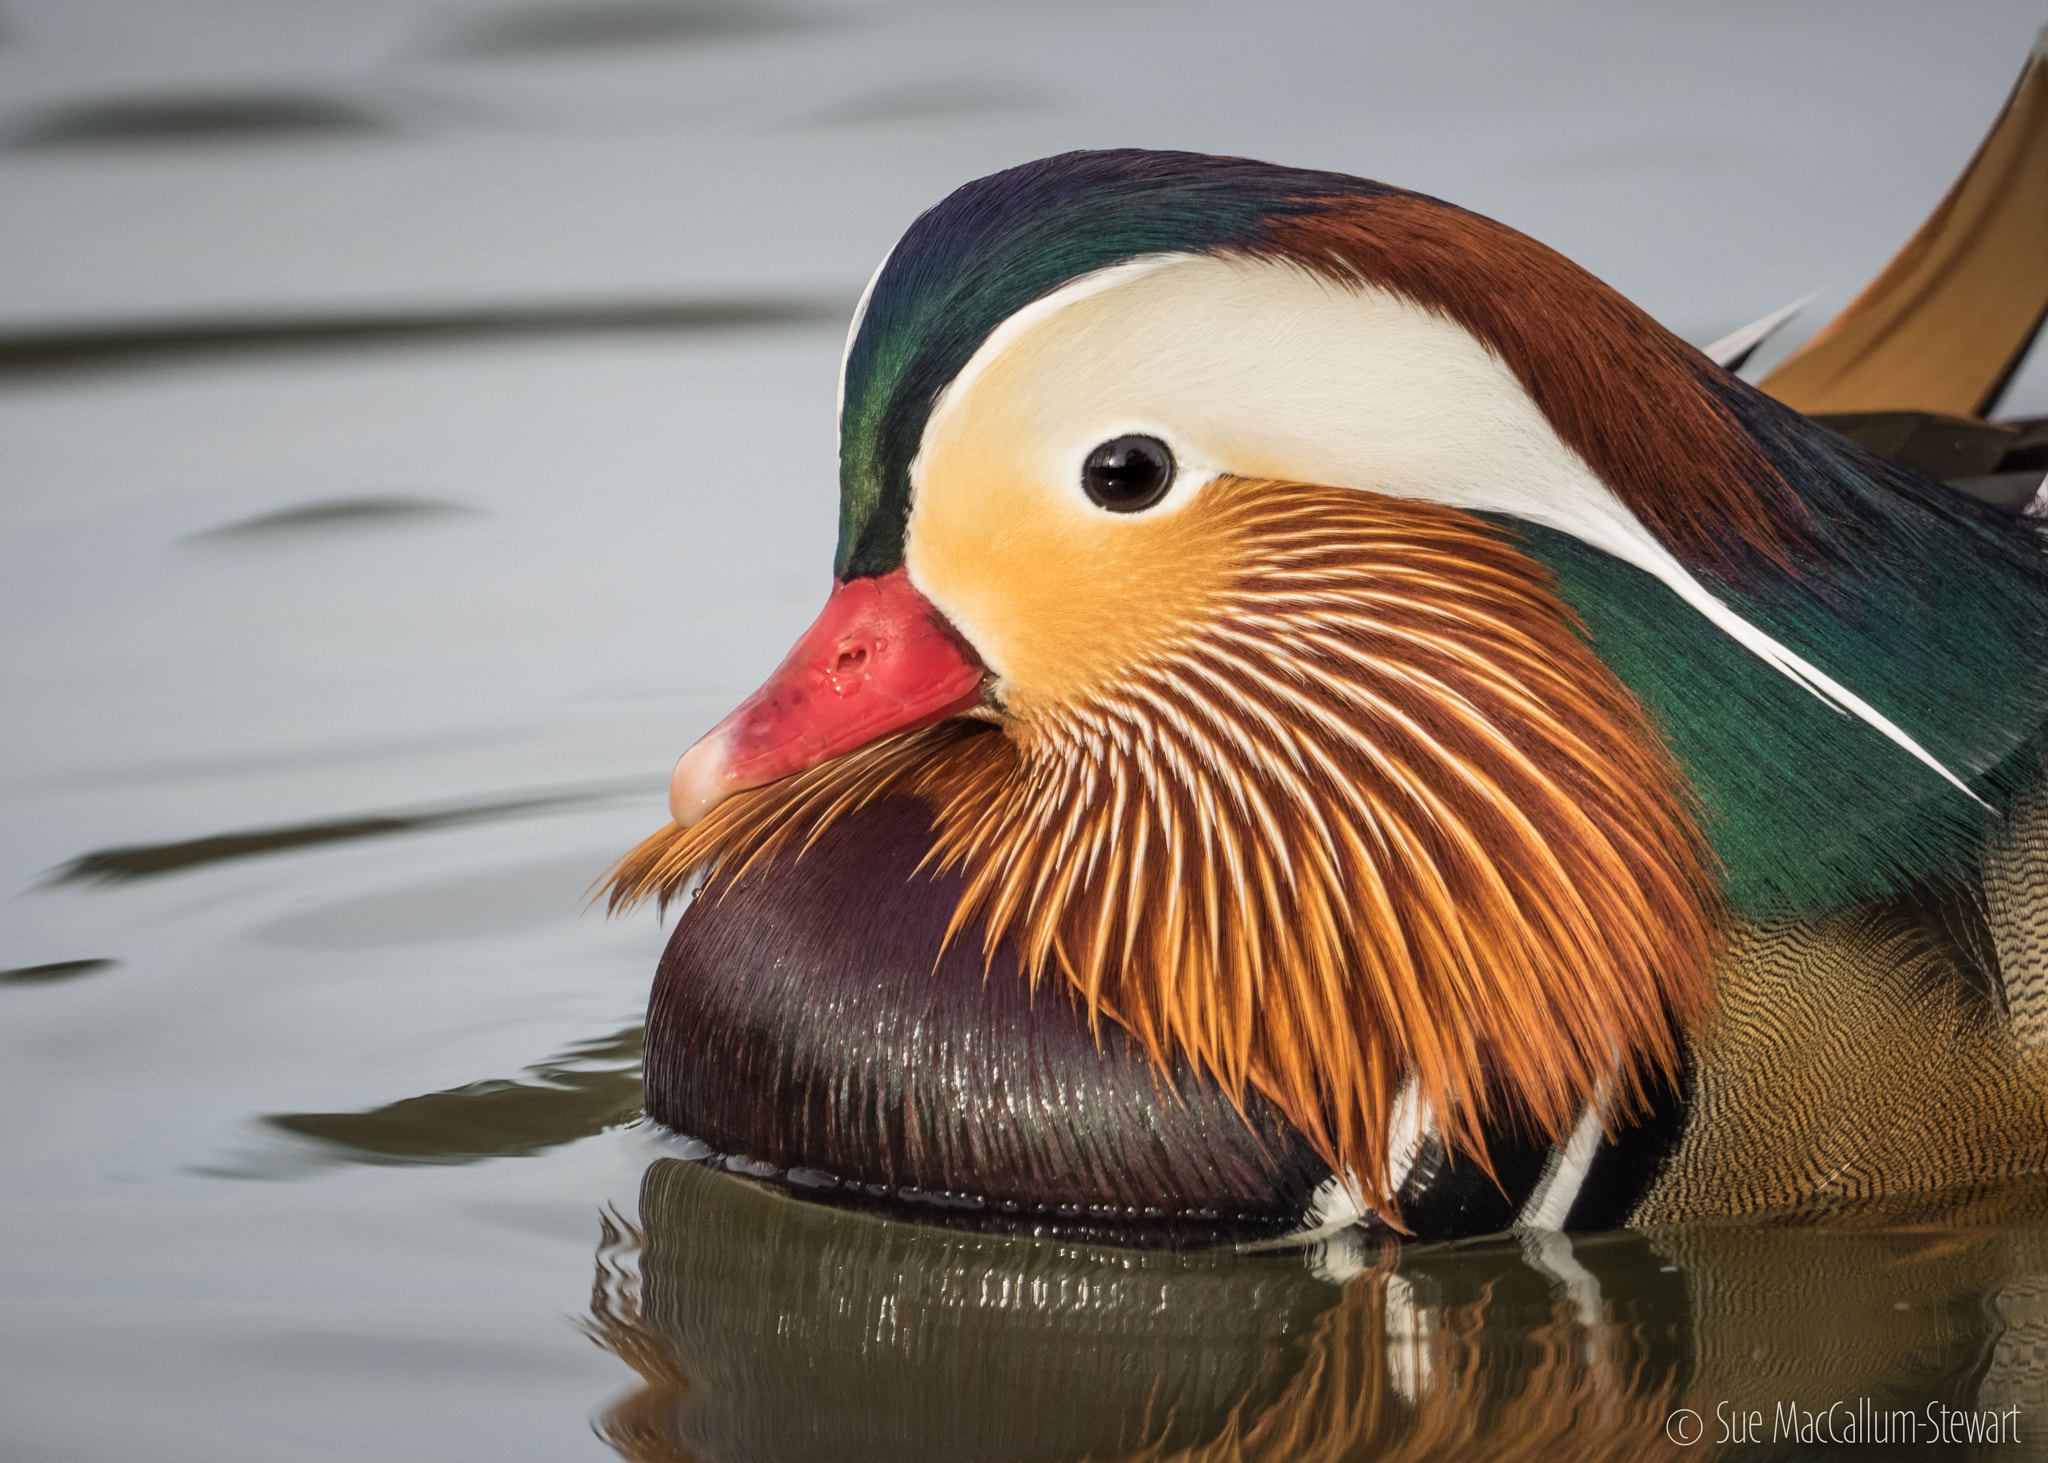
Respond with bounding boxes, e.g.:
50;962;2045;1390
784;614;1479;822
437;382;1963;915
610;479;1722;1221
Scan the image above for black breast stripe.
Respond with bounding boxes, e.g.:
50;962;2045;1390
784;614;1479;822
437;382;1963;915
1564;1062;1693;1232
1395;1128;1556;1241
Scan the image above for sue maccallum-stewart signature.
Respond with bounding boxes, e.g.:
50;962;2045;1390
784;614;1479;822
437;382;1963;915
1663;1400;2024;1447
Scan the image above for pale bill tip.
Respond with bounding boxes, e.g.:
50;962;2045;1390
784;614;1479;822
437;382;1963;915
668;734;734;828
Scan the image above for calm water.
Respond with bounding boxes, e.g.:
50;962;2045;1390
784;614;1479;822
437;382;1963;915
5;3;2048;1459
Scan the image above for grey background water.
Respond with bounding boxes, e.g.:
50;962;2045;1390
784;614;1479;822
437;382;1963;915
3;3;2048;1460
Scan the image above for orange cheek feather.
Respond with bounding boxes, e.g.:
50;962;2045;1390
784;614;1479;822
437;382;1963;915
616;475;1722;1223
904;394;1233;722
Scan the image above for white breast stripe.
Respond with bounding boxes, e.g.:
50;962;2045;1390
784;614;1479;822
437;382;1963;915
1384;1075;1425;1193
1517;1102;1605;1233
1238;1075;1432;1260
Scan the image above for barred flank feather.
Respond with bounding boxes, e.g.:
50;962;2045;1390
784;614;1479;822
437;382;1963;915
610;481;1723;1219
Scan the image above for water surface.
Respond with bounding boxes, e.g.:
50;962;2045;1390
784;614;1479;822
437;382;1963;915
5;3;2048;1459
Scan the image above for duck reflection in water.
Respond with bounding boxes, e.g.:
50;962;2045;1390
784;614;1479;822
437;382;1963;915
579;1160;2048;1463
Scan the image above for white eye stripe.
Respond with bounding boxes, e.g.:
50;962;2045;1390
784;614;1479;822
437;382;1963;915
909;251;1978;801
910;254;1192;496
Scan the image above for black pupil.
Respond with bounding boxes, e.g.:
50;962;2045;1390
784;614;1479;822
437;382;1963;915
1081;435;1175;512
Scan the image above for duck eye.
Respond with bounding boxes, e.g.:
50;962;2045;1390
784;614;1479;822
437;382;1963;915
1081;435;1176;513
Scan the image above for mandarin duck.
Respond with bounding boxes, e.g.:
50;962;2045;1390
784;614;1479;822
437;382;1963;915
609;42;2048;1246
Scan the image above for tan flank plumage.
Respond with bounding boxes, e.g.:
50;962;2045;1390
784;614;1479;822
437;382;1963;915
1635;763;2048;1225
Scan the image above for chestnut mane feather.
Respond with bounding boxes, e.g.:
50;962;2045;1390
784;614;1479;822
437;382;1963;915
610;481;1723;1219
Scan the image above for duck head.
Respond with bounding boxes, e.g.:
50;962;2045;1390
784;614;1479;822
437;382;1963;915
613;150;2048;1236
